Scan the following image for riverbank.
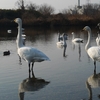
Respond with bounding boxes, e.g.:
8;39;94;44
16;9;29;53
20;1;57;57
0;12;100;28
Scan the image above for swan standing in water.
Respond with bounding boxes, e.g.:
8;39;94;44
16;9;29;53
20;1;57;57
96;32;100;46
14;18;50;78
72;32;83;43
58;32;67;41
96;23;100;46
83;26;100;70
57;33;67;48
57;33;67;58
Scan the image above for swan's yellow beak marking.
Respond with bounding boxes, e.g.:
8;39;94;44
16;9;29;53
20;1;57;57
14;19;16;22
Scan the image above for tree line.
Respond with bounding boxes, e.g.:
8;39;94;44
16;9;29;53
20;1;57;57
0;0;100;27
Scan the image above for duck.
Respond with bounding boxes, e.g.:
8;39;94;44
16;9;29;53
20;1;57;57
3;50;10;56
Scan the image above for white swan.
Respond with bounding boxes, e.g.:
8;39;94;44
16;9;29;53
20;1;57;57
83;26;100;69
96;32;100;46
14;18;50;78
57;33;67;48
96;23;100;46
72;32;83;43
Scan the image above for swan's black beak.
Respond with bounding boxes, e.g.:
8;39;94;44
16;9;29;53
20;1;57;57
11;18;16;22
11;20;14;23
81;28;85;32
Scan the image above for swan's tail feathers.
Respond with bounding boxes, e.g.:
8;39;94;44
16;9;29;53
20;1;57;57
81;40;84;43
43;56;50;61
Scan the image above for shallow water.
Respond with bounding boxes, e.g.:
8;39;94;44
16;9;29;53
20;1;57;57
0;27;100;100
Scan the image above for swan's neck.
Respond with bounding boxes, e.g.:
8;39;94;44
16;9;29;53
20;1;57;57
19;92;24;100
58;33;60;41
85;30;91;51
98;33;100;38
72;33;75;40
86;81;92;100
63;35;67;46
17;22;24;48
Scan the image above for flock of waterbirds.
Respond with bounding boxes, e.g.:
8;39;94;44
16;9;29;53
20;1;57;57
2;18;100;100
4;18;100;78
57;23;100;73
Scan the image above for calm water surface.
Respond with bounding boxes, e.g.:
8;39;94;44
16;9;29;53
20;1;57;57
0;26;100;100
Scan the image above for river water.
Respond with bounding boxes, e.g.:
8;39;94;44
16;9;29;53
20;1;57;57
0;26;100;100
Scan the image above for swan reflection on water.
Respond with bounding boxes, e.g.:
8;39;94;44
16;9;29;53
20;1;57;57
57;43;67;58
86;67;100;100
18;71;50;100
72;41;82;62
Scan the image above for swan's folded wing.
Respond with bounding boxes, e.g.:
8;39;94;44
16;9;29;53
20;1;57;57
18;47;50;62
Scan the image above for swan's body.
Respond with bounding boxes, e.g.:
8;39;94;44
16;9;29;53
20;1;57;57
14;18;50;78
83;26;100;69
57;33;67;48
72;32;83;43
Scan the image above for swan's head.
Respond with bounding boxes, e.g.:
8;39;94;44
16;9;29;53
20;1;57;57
97;23;100;30
14;18;22;24
83;26;91;32
97;23;100;27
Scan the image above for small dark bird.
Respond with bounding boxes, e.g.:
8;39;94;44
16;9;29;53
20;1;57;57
3;50;10;56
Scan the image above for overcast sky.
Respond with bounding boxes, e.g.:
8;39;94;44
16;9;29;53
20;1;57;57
0;0;100;13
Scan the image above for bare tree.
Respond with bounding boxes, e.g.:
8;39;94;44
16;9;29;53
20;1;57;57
38;4;55;16
83;3;100;16
26;2;38;11
16;0;25;10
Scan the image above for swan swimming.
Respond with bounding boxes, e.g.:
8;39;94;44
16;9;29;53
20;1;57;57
72;32;83;43
83;26;100;70
14;18;50;78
